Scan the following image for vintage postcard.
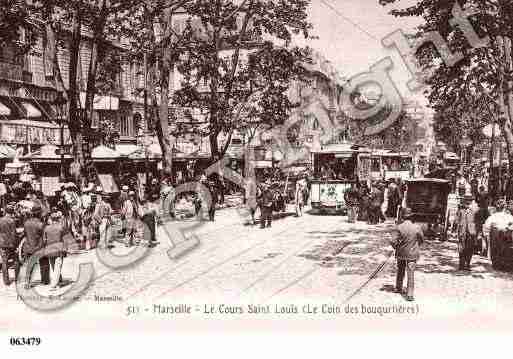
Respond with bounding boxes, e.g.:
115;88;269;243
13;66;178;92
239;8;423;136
0;1;512;348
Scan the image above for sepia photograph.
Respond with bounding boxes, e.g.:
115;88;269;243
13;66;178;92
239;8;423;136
1;0;513;353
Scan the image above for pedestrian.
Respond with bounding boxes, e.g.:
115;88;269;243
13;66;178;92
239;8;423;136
457;172;469;197
218;177;225;206
245;178;259;225
43;211;67;290
160;179;176;219
295;176;306;217
82;189;96;250
123;191;138;247
258;180;274;229
378;182;386;222
456;194;478;271
0;178;8;211
93;190;112;249
470;176;479;200
368;183;383;225
483;199;512;257
344;182;360;223
389;207;424;302
138;197;157;246
357;182;370;222
208;181;218;222
0;204;20;286
22;205;48;287
386;179;400;218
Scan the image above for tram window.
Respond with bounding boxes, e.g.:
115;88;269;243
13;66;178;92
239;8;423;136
371;158;381;172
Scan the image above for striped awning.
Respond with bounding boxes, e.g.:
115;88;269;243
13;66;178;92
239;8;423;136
22;102;42;118
0;101;10;116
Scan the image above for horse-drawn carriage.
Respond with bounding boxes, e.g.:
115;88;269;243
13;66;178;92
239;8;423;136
398;178;452;241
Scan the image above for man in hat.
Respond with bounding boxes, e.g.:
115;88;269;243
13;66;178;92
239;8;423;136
22;205;48;287
138;196;157;246
389;207;424;302
122;191;138;247
258;179;274;229
81;184;95;249
44;211;66;290
344;182;360;223
0;204;19;286
93;192;112;249
457;173;470;197
207;180;219;222
456;194;479;271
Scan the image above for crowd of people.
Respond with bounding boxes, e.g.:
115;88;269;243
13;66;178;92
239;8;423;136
0;173;166;289
344;179;406;225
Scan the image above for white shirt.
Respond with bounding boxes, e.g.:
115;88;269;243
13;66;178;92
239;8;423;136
483;211;513;238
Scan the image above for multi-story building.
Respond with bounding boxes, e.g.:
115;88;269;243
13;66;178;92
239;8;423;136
0;18;156;160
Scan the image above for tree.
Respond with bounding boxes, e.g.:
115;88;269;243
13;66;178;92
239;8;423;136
27;0;144;183
170;0;313;163
432;104;487;158
378;0;513;196
109;0;193;177
343;93;420;152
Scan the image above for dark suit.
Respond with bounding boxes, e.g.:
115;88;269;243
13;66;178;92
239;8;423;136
456;206;478;270
368;188;383;225
390;219;424;298
23;217;49;285
0;215;19;285
259;185;274;228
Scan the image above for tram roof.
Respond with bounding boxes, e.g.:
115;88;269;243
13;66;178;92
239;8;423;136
372;149;412;157
312;142;371;154
405;178;450;184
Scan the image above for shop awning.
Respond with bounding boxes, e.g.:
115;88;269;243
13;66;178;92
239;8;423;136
22;144;72;163
92;145;121;161
116;144;139;157
98;174;119;193
0;145;16;158
80;93;119;111
0;101;10;116
22;102;42;118
3;160;29;175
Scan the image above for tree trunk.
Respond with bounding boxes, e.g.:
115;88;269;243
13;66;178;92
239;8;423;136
85;0;108;131
68;4;84;183
157;65;174;177
500;35;513;199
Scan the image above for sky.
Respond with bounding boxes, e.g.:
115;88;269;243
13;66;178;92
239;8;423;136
295;0;428;107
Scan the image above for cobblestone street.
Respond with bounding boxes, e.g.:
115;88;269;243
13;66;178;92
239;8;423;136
2;198;513;331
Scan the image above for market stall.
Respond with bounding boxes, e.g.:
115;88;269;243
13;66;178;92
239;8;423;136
127;143;162;185
91;145;121;195
0;144;16;172
21;144;72;197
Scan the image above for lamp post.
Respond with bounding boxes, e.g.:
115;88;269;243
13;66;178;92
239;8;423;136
54;91;68;181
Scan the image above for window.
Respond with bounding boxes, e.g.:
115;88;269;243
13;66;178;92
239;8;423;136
119;112;132;137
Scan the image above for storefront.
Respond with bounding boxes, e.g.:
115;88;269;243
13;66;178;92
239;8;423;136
21;144;73;197
91;145;121;194
0;84;72;155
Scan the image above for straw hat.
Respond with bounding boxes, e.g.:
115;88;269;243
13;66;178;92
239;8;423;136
402;207;414;219
50;211;62;220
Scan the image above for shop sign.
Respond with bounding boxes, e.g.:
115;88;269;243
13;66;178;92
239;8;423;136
0;62;23;82
0;123;71;145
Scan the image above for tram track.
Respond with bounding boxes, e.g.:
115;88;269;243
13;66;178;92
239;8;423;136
149;217;320;300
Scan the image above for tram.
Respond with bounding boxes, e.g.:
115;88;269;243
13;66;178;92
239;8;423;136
310;142;372;214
